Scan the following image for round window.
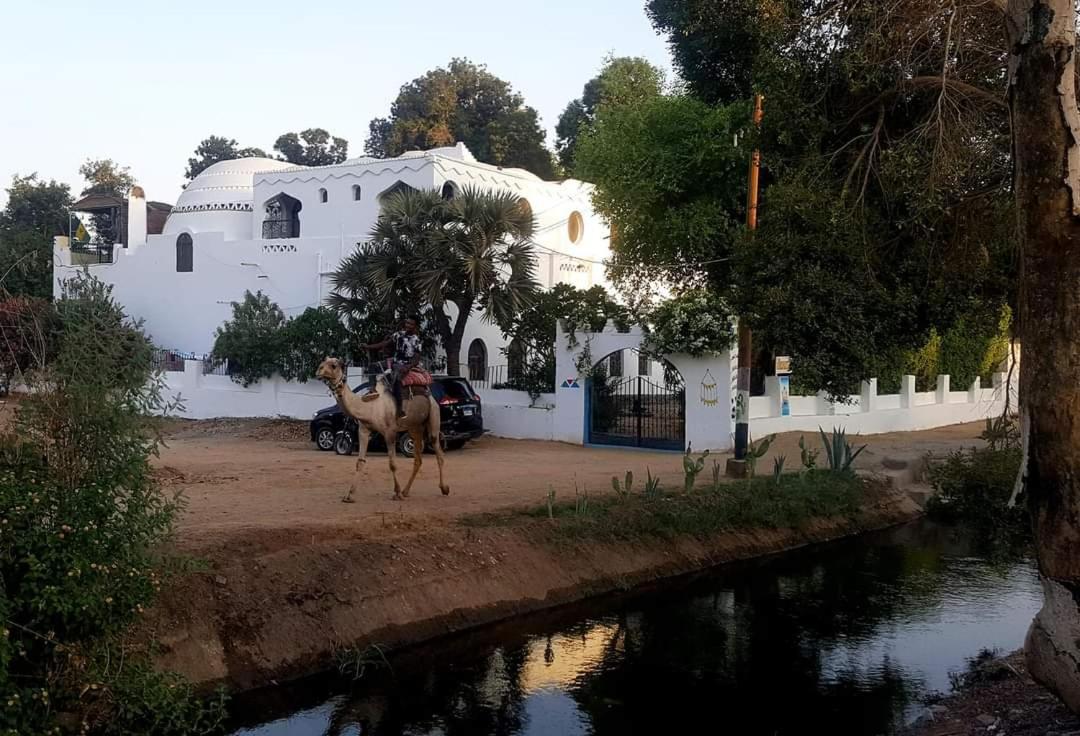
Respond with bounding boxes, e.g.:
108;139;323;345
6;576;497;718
568;211;584;243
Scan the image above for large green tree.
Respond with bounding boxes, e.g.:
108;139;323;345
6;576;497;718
365;59;557;179
78;158;134;197
556;56;665;173
273;128;349;166
185;136;268;180
1;174;71;236
330;186;538;375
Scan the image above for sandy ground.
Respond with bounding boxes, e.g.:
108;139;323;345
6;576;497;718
157;417;988;549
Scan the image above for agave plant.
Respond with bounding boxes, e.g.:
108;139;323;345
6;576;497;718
819;426;867;472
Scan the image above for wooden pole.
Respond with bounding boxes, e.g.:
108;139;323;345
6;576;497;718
729;94;764;473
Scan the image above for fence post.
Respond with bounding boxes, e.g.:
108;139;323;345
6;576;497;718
764;375;782;417
936;374;950;404
968;376;981;404
860;378;877;413
900;375;916;409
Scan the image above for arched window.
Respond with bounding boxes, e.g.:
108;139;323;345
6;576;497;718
318;188;328;203
352;184;362;201
441;181;460;200
507;340;526;383
568;211;584;243
609;350;623;377
175;233;193;272
467;339;487;382
377;180;418;203
262;194;302;238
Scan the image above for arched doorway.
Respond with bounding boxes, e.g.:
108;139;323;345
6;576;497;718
587;348;685;451
467;338;487;381
261;194;302;239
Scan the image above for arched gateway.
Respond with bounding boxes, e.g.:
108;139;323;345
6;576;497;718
587;348;686;451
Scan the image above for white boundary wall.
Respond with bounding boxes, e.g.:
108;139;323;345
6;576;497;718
162;360;363;420
747;372;1017;437
474;389;557;441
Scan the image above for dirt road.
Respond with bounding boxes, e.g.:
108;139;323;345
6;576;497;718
158;417;988;549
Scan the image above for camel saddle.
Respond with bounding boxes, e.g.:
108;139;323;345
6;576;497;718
402;368;433;399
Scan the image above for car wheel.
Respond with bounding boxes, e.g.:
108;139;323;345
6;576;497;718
397;434;417;458
446;439;467;451
334;431;354;456
315;425;335;451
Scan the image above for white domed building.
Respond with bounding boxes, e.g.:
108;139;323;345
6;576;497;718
54;144;615;369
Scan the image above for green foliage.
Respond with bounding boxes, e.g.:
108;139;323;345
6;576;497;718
278;307;350;383
926;446;1027;547
517;470;866;541
576;95;748;293
78;159;134;198
185;136;267;180
495;283;628;397
643;289;736;358
556;55;665;173
210;291;286;387
330;186;538;376
2;174;72;238
365;58;556;179
0;229;54;300
273;128;348;167
682;445;710;493
612;470;634;500
818;427;867;473
772;455;787;485
334;643;392;682
798;436;819;471
745;433;775;478
0;272;220;734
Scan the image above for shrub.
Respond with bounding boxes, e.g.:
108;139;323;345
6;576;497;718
642;289;735;358
0;296;53;395
926;445;1027;548
279;307;350;383
210;291;286;387
0;272;222;734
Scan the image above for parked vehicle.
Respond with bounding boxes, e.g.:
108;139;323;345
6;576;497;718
310;375;484;457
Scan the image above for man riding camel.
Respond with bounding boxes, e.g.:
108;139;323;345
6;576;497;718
359;318;423;418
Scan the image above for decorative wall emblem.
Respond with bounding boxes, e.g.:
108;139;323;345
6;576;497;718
700;369;718;406
261;243;298;253
560;378;580;389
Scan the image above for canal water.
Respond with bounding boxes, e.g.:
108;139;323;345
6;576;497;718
231;521;1041;736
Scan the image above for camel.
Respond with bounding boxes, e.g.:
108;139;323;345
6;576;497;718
316;357;450;503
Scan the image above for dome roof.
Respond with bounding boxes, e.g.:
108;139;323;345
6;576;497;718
163;157;299;241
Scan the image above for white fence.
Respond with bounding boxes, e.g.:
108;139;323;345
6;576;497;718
747;373;1016;437
474;389;557;441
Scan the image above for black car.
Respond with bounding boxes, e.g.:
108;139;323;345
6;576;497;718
310;375;484;457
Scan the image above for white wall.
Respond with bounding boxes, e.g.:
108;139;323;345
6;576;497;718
162;360;366;420
474;388;556;441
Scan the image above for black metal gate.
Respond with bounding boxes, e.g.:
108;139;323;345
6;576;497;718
588;374;685;451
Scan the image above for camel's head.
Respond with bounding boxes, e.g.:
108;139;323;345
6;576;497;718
316;357;346;385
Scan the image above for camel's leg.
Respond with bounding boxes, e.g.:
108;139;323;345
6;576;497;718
343;425;371;504
384;430;404;500
399;426;425;498
429;398;450;496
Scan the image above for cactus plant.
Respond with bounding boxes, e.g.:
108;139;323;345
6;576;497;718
819;426;867;472
683;444;711;493
772;455;786;485
611;470;634;499
799;435;820;470
643;467;662;500
746;433;776;478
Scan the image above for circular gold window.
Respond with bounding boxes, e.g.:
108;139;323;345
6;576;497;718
568;211;584;243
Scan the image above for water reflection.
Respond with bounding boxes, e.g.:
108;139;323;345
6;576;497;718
233;522;1040;736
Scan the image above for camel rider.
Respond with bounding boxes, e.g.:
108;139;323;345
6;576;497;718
360;318;422;418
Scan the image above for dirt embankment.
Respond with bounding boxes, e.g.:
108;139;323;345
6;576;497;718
143;490;920;692
136;419;990;692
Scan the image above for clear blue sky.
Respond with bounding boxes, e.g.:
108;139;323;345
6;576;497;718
0;0;672;207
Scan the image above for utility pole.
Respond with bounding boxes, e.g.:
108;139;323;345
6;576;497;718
727;93;764;477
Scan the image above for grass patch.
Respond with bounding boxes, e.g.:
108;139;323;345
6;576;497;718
465;470;870;542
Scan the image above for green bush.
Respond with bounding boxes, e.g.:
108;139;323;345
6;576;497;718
926;445;1027;547
212;294;355;386
0;272;223;735
278;307;350;383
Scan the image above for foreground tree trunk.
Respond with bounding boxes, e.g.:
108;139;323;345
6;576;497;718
1007;0;1080;712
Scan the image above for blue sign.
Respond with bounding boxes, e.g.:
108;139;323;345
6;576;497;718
779;375;791;417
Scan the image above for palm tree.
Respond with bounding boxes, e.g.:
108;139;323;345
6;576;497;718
329;186;539;375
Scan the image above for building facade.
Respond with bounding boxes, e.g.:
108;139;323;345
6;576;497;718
53;144;613;376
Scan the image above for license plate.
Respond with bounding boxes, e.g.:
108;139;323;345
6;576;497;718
462;407;474;416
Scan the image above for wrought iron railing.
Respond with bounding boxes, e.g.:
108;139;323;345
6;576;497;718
70;242;114;264
261;218;299;239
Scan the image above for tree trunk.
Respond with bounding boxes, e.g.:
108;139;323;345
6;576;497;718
1008;0;1080;713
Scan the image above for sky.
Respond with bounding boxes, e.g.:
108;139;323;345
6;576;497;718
0;0;672;208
